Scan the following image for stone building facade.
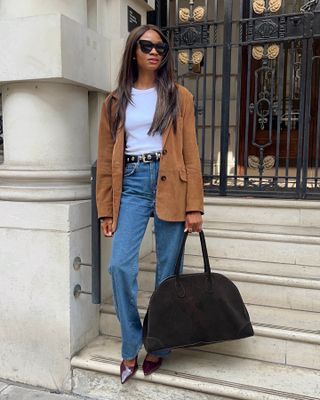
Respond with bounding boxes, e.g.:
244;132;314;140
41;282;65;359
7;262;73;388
0;0;154;391
1;1;320;399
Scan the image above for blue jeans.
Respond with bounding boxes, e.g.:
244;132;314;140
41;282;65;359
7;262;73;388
108;160;184;360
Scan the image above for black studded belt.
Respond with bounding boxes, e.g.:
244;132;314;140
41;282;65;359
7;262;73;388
125;151;162;164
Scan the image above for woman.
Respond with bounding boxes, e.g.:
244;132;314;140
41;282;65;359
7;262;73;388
96;24;204;384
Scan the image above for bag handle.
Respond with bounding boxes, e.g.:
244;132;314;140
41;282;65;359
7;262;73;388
173;231;211;277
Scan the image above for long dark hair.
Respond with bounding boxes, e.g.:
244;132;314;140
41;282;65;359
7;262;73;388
107;24;178;139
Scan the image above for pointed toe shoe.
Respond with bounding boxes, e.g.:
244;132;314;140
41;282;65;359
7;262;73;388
120;357;138;384
142;356;162;376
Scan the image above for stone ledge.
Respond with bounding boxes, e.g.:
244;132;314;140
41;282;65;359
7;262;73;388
204;196;320;209
0;168;91;202
204;220;320;236
140;262;320;289
101;300;320;345
0;382;9;393
0;14;109;91
0;200;90;231
71;336;320;400
72;367;227;400
0;168;90;181
0;184;91;202
183;230;320;267
190;227;320;245
141;251;320;280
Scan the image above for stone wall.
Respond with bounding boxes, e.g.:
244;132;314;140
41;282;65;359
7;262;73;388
0;0;154;390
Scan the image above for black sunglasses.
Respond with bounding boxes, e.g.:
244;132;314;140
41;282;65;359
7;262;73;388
138;40;168;56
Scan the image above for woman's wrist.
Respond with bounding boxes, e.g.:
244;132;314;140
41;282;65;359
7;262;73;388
100;217;112;222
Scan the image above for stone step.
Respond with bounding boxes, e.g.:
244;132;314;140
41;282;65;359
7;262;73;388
203;197;320;229
181;227;320;269
138;257;320;312
102;290;320;332
203;220;320;237
141;251;320;280
71;335;320;400
151;223;320;268
100;292;320;370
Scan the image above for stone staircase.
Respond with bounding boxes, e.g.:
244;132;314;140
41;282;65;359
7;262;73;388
71;197;320;400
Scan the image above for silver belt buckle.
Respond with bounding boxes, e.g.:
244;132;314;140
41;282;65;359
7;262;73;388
142;154;153;163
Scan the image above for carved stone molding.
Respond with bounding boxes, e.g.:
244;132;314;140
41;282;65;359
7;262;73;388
0;167;91;201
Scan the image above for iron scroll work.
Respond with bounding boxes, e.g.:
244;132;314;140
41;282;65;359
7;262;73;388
157;0;320;199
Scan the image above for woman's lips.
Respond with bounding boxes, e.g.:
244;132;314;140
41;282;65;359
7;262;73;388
148;58;159;64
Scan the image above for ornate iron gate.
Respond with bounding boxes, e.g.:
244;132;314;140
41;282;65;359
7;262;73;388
157;0;320;198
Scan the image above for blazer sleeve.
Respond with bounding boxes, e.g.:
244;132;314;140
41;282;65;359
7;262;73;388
182;90;204;214
96;97;114;219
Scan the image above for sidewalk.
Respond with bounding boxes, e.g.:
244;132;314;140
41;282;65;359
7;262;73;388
0;379;91;400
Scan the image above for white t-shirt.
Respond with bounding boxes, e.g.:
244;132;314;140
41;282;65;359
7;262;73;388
124;87;163;155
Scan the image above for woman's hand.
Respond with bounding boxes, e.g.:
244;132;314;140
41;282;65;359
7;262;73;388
184;211;203;233
101;218;113;237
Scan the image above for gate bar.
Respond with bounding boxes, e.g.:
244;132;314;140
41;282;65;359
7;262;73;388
219;0;233;195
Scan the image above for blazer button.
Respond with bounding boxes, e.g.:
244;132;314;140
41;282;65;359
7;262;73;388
161;176;167;181
163;149;167;155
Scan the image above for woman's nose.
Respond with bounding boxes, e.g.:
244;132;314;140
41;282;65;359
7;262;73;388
150;47;159;55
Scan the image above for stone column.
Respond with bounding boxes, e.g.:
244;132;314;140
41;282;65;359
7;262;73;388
0;83;90;200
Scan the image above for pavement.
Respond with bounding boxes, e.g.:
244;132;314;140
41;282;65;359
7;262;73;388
0;379;91;400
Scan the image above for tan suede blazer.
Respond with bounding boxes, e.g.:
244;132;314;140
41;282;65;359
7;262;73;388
96;84;204;232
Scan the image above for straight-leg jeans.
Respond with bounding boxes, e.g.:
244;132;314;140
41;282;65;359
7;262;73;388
108;160;185;360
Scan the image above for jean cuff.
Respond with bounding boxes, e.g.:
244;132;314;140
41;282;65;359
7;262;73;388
149;349;171;358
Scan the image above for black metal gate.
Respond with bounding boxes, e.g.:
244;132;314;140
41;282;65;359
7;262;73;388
155;0;320;199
